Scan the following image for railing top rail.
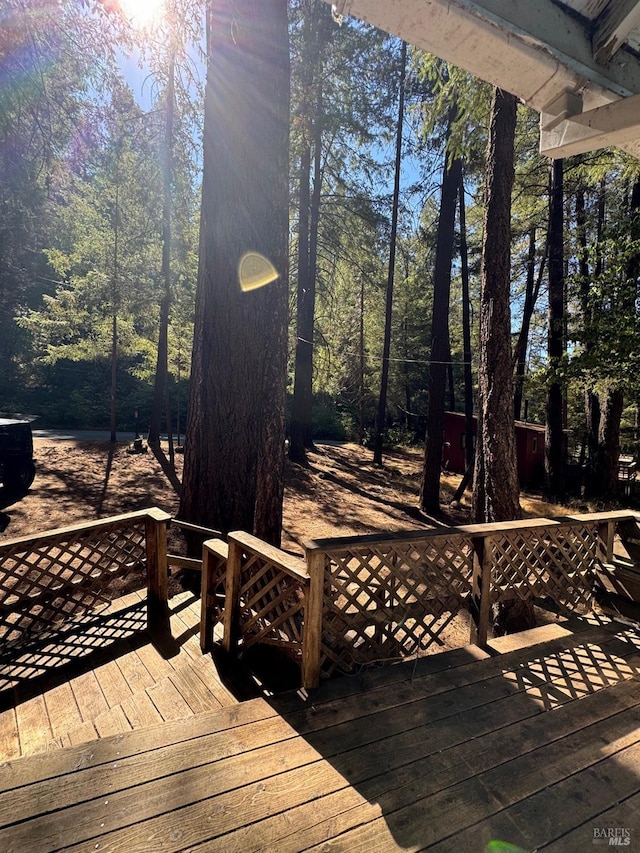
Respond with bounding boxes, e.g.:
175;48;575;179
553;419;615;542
303;509;640;554
171;518;223;539
228;530;310;583
0;507;171;552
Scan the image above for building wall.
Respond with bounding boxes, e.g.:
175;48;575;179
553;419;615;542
442;411;545;487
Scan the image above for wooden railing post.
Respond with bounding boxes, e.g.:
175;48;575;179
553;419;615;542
223;536;243;654
597;520;616;565
301;549;325;689
470;534;492;648
200;538;229;652
145;508;172;635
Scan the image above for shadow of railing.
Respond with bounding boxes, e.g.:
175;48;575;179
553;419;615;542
255;620;640;851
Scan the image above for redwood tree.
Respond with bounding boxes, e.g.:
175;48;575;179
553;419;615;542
472;88;521;525
472;88;534;635
420;149;462;512
179;0;290;545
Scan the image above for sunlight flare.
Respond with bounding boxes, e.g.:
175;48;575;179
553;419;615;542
118;0;166;29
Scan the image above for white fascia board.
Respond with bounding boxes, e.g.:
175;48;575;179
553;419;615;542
330;0;640;110
593;0;640;64
540;91;640;157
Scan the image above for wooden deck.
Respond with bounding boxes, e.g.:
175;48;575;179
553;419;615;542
1;613;640;850
0;589;236;760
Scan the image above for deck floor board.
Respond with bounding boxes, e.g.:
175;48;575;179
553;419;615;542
0;611;639;851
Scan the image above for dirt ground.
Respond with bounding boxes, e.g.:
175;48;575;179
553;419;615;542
0;438;585;657
0;437;578;551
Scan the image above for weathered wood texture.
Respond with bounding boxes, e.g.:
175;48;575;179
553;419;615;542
0;508;171;679
0;589;234;762
221;531;311;673
211;511;640;686
1;617;639;851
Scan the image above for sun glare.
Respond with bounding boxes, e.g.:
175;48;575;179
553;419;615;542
118;0;166;29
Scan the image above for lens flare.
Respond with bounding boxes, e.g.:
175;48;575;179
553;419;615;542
238;253;279;292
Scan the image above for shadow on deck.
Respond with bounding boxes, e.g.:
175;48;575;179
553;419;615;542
0;614;639;851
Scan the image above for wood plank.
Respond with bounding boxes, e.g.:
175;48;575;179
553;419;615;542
114;647;155;692
146;677;195;722
0;708;19;762
0;697;274;792
133;640;176;682
56;753;345;853
66;720;97;748
15;693;53;756
221;675;640;853
6;650;639;851
299;695;640;852
168;607;203;661
274;625;621;722
540;790;640;852
94;705;132;739
119;690;163;730
43;680;82;740
167;665;222;715
69;670;109;723
0;722;310;850
92;658;133;708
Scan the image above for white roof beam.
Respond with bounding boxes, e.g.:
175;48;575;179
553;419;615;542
593;0;640;64
330;0;640;109
540;91;640;157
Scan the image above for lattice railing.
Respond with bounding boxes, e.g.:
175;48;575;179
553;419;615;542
218;511;639;689
489;520;600;614
315;532;475;677
0;508;171;656
222;531;321;687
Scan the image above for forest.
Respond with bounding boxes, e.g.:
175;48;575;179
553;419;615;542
3;0;640;536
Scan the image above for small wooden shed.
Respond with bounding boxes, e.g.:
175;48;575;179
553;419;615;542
442;411;546;488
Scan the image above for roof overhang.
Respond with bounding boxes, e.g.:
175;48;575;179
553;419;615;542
327;0;640;160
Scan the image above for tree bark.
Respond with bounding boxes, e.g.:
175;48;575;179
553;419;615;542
596;387;623;497
471;89;521;524
459;168;474;473
545;158;565;500
513;227;546;421
373;40;406;465
179;0;290;546
420;151;462;512
289;137;312;464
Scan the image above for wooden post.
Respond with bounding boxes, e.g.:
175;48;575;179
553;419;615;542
223;536;243;654
200;538;229;652
145;508;171;634
301;549;325;689
470;535;492;648
597;520;615;565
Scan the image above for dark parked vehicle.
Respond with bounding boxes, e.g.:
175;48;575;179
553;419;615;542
0;416;36;493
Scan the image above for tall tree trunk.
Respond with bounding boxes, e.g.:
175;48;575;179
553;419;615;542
472;89;521;524
513;227;546;421
420;151;462;511
373;40;406;465
577;187;598;494
179;0;290;546
545;158;565;500
597;387;624;497
149;50;176;448
459;168;474;473
289;138;312;464
358;273;366;444
472;88;533;636
583;182;605;496
110;176;120;444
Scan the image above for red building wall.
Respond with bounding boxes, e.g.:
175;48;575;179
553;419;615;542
442;411;545;488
